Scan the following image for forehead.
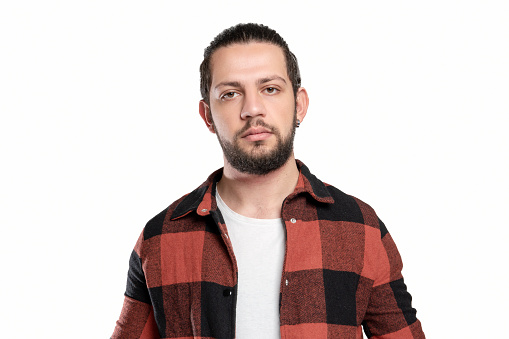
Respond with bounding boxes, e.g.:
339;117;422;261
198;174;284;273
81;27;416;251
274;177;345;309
210;42;288;85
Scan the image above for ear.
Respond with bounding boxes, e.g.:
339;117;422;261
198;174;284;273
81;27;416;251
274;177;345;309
295;87;309;124
199;100;215;134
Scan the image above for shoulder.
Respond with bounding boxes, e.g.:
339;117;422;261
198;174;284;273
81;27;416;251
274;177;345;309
320;183;387;236
139;169;221;242
140;194;189;242
296;160;386;235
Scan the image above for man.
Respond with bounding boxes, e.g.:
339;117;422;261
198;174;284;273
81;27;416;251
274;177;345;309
112;23;425;339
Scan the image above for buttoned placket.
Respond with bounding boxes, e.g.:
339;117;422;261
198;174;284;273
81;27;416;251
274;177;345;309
210;208;238;339
279;196;297;331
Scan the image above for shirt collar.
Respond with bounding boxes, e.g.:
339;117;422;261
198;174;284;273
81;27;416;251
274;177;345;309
170;160;334;220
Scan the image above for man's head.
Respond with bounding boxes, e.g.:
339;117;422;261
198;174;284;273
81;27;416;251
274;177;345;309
200;23;301;105
199;24;308;175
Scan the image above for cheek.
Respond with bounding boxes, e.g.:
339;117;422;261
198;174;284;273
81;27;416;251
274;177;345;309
211;115;236;138
273;102;296;124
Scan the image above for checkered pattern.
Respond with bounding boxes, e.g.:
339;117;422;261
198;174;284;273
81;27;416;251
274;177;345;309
112;161;424;339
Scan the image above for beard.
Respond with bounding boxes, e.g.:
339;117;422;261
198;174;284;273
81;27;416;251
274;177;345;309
212;112;297;175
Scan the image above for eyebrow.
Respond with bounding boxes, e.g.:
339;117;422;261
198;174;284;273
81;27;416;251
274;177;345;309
257;75;287;85
214;81;242;90
214;75;287;91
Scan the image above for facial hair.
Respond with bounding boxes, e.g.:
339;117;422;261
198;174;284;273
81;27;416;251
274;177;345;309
212;112;297;175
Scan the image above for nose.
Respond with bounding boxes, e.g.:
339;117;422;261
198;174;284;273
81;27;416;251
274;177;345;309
240;90;266;120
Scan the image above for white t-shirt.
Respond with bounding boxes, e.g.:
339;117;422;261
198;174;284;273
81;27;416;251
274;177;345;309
216;192;285;339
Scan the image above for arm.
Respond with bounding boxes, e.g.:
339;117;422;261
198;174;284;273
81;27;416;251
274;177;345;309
362;219;425;338
112;295;158;339
112;235;160;339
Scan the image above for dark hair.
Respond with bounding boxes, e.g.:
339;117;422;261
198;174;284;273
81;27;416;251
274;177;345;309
199;23;301;104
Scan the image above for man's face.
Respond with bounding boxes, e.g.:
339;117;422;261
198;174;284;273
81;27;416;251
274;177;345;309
203;42;302;175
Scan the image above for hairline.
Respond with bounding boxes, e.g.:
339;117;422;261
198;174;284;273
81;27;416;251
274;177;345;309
209;42;290;90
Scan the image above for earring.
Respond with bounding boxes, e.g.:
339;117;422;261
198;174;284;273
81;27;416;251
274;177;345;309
296;119;301;128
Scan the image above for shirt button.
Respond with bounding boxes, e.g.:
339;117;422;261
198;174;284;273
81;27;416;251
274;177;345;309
290;218;296;223
223;289;232;297
285;279;289;286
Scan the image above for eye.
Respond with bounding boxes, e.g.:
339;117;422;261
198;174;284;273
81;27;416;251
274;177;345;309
264;87;279;95
221;91;239;100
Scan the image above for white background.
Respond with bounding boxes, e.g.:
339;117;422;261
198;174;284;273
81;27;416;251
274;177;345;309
1;1;508;338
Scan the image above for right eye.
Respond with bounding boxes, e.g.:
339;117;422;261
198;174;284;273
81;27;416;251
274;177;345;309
221;92;239;100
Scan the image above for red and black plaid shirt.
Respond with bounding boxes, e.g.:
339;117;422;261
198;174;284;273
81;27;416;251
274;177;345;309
112;161;424;339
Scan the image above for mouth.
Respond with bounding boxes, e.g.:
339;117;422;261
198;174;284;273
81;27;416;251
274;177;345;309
236;118;278;143
240;127;272;138
240;127;273;142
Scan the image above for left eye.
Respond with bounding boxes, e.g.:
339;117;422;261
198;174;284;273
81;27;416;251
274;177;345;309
265;87;278;94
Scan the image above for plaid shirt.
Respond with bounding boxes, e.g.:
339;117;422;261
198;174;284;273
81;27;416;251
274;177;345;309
112;161;424;339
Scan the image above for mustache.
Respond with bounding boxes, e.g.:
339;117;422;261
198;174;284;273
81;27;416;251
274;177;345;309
234;119;277;139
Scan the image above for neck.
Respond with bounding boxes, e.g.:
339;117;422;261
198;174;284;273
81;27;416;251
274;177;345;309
217;155;299;219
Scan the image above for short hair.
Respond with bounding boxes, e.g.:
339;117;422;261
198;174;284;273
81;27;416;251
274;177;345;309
199;23;301;104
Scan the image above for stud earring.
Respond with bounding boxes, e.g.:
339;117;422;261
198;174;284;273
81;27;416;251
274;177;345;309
296;119;301;128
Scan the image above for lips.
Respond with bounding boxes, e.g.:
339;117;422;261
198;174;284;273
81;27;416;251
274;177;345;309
240;127;272;138
238;126;274;142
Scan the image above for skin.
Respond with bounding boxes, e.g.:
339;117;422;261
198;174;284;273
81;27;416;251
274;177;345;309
199;42;309;218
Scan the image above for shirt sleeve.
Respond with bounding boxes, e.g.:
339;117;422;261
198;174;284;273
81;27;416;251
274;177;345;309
112;233;160;339
361;219;425;338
